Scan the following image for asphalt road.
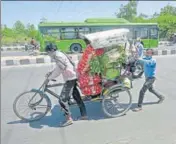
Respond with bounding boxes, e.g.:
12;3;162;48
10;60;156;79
1;55;176;144
1;45;176;57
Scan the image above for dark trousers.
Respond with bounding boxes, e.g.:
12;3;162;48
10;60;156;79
138;77;164;108
59;79;87;116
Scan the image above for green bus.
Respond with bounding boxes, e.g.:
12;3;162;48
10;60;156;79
38;18;159;53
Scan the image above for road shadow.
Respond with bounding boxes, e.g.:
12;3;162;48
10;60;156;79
7;101;109;129
7;101;159;129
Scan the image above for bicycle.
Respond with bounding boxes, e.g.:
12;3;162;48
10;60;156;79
13;71;132;122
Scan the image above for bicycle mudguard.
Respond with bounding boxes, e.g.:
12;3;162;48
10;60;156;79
103;84;126;96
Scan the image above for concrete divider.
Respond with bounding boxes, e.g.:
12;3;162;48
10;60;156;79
1;54;81;67
1;46;25;51
1;49;176;67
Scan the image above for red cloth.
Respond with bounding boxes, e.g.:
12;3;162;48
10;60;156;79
77;45;104;96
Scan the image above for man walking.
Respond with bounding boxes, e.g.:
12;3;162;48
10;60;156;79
134;49;165;111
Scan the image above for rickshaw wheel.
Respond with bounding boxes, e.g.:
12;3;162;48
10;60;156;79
102;86;132;118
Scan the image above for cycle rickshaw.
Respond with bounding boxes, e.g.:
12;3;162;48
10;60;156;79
13;29;133;122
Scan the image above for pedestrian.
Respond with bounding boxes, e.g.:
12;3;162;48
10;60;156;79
135;37;144;58
133;49;165;112
45;43;87;126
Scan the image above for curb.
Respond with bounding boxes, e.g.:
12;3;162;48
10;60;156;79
1;49;176;67
147;49;176;55
1;54;82;67
1;46;25;51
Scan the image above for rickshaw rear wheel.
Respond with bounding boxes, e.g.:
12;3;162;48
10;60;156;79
102;87;132;118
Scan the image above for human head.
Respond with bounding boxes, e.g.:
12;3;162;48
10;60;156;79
45;43;57;56
137;37;141;42
145;49;154;57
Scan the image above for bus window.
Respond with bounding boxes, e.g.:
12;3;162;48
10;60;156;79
150;28;158;39
140;28;149;39
90;27;100;33
61;27;77;39
101;26;116;31
133;28;141;39
78;27;90;34
40;27;61;39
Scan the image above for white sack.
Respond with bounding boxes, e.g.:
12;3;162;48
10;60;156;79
81;28;130;49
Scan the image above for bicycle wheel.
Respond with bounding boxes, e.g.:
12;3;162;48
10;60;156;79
102;86;132;118
13;90;51;122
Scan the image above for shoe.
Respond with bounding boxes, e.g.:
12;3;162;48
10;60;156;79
133;107;142;112
77;116;88;120
157;97;165;104
61;119;73;127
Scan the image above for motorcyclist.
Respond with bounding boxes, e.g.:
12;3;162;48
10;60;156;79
30;38;37;50
45;43;87;127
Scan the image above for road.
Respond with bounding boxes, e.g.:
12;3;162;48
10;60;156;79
1;55;176;144
1;51;30;57
1;45;176;57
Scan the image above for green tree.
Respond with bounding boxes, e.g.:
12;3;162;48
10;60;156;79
152;12;160;18
115;1;138;22
138;13;148;19
26;23;37;38
160;4;176;16
13;20;26;34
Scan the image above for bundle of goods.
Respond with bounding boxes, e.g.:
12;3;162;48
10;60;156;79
77;45;104;96
77;29;130;96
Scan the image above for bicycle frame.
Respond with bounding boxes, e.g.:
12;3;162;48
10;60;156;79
44;82;65;99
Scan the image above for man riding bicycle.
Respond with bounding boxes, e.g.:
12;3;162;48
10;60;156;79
45;43;87;127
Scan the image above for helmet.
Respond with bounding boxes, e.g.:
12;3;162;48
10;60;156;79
45;43;57;52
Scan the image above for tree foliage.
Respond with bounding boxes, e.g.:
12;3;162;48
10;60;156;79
116;2;176;39
2;21;38;45
115;1;138;22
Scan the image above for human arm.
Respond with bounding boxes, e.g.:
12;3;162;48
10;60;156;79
48;66;62;80
138;57;156;66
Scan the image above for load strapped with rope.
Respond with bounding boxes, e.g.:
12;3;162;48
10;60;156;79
80;28;131;79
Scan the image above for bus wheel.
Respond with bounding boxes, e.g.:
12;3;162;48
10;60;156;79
70;43;82;53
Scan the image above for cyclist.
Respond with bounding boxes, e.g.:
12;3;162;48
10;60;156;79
45;43;87;127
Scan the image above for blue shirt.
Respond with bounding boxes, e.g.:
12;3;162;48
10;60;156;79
139;56;156;78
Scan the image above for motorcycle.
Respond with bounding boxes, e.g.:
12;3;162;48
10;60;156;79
122;56;144;79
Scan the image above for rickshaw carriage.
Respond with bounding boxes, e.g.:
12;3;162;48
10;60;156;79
13;29;134;122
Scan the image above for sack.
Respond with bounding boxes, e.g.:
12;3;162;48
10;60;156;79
81;28;130;50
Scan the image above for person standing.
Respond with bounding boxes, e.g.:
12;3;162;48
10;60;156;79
135;37;144;58
133;49;165;112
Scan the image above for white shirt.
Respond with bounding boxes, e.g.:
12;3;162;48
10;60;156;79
48;51;77;82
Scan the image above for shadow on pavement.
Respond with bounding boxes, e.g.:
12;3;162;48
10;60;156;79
7;101;159;129
130;101;158;110
7;101;108;129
